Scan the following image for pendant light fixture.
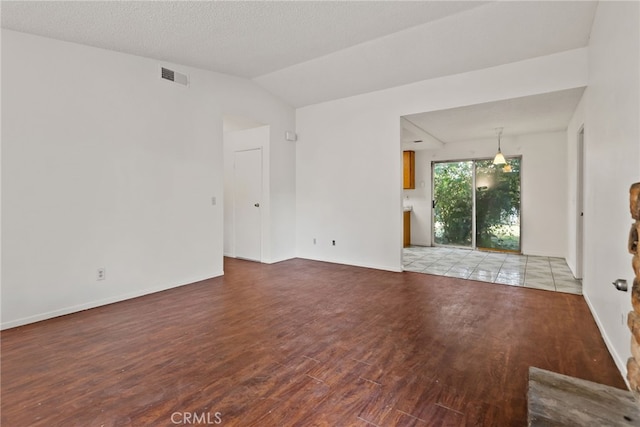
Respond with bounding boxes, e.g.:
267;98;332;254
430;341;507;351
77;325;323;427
493;127;506;165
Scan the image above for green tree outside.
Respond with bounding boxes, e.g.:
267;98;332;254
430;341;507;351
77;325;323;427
433;161;473;246
433;159;521;251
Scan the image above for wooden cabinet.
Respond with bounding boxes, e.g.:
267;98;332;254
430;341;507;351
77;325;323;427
403;211;411;248
403;151;415;189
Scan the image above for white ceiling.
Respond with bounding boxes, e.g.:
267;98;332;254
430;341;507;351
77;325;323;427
1;1;486;80
402;87;587;150
256;1;597;107
2;1;596;108
2;1;597;143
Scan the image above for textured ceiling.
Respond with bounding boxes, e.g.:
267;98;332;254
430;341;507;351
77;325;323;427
1;1;486;78
2;0;597;140
256;1;597;107
1;1;597;108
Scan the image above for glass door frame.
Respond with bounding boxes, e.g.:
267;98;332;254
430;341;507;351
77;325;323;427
431;156;522;253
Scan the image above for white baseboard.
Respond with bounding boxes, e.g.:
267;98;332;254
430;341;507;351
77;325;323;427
298;255;402;273
583;291;629;388
521;250;566;258
1;271;223;330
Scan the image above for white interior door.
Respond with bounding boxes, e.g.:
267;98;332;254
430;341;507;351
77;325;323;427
234;149;262;261
576;128;585;278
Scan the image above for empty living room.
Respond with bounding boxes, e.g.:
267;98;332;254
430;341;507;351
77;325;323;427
2;1;639;426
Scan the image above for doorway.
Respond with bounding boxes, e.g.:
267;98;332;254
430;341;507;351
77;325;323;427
223;118;269;262
432;157;521;252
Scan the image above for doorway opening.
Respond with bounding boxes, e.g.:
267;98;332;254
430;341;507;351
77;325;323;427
223;115;269;262
432;157;521;253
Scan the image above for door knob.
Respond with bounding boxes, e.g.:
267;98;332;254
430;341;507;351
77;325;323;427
612;279;628;292
254;203;260;207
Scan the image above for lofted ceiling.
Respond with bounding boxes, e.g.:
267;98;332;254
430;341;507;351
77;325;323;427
255;1;596;107
2;1;596;107
1;1;487;83
2;1;597;142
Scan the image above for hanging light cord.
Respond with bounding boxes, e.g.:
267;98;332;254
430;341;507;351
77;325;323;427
493;127;506;165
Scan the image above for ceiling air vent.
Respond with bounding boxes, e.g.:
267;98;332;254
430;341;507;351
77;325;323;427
160;66;189;87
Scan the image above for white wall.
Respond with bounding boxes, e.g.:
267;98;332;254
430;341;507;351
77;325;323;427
296;48;587;271
1;30;295;329
580;1;640;379
405;132;568;257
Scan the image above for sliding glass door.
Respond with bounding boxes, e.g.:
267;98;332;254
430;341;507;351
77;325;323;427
433;161;473;247
433;158;521;252
475;158;521;251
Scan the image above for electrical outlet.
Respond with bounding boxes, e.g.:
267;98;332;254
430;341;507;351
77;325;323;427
332;240;336;246
313;238;316;244
211;196;216;205
97;268;106;281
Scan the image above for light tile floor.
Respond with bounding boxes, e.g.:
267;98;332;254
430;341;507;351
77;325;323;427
403;246;582;295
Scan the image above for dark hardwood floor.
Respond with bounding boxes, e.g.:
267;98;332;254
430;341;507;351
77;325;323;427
1;257;626;426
